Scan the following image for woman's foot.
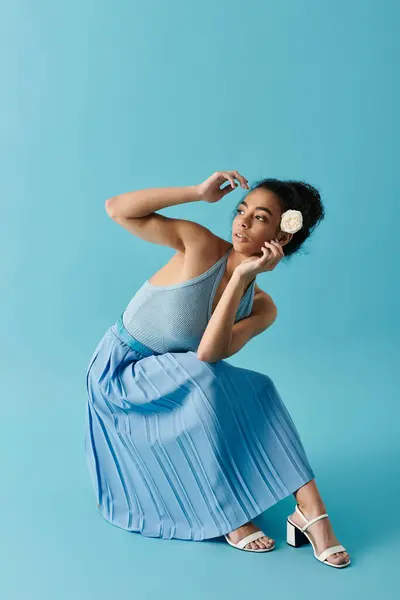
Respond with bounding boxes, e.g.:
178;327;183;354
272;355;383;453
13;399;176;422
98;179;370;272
226;521;275;550
288;504;350;566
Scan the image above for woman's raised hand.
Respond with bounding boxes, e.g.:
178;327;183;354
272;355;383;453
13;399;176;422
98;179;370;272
197;170;250;203
234;240;285;279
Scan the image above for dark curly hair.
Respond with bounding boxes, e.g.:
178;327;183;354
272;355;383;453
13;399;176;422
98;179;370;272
230;177;326;263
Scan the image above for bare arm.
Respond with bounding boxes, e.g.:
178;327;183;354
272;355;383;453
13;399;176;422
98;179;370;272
197;273;277;362
105;184;214;252
104;172;248;251
105;185;202;219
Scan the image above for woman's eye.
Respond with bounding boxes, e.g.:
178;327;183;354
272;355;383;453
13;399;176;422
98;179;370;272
236;209;266;222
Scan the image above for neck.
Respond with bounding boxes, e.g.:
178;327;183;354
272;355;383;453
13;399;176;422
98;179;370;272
224;245;258;281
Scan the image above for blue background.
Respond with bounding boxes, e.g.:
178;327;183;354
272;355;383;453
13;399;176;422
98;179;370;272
1;0;398;598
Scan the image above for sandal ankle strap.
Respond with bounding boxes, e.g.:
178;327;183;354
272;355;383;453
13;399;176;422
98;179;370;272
300;513;328;532
295;504;329;532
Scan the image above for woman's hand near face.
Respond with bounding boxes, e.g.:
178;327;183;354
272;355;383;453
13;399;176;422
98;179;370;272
197;170;250;203
234;240;285;280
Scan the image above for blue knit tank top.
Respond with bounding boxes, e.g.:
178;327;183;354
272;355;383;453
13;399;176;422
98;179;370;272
121;247;256;354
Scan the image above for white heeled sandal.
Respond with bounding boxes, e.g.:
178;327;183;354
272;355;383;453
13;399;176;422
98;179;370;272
286;504;350;568
225;530;275;553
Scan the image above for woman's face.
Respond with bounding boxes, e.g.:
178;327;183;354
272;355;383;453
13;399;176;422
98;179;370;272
231;187;292;255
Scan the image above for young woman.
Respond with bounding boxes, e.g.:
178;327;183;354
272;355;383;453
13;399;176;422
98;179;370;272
85;170;350;568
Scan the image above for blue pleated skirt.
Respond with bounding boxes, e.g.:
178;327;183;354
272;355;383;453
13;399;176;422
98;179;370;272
85;316;315;541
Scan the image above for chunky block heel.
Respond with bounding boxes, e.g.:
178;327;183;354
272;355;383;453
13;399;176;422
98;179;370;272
287;519;310;547
286;503;351;568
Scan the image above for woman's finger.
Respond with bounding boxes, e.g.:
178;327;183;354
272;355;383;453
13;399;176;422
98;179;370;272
264;241;279;258
268;241;284;267
259;247;275;271
265;243;280;269
221;172;237;189
231;170;250;189
270;240;284;257
216;171;235;189
261;245;271;257
220;183;235;197
261;246;274;267
259;247;271;265
233;170;249;189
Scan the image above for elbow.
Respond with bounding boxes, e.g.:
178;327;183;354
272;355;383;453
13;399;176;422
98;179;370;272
196;350;209;362
197;354;218;363
105;197;118;219
196;349;226;363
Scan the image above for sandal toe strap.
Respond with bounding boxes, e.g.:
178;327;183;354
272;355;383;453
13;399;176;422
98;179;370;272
318;544;347;563
236;530;267;549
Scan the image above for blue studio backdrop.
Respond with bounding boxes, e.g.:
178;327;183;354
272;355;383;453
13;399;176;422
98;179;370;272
1;1;398;599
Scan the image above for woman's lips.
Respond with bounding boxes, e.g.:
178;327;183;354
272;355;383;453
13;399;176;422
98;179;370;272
235;232;250;241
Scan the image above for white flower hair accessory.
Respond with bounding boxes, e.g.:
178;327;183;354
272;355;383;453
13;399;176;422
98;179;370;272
280;209;303;234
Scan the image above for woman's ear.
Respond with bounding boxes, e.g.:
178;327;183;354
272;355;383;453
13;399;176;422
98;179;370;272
276;232;293;246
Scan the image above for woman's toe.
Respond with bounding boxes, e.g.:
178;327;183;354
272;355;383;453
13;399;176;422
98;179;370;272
341;553;350;564
327;551;349;565
246;542;256;549
243;532;274;550
326;555;341;565
338;551;350;563
258;536;274;549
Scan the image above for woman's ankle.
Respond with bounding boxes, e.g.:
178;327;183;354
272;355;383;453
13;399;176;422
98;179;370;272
297;500;327;516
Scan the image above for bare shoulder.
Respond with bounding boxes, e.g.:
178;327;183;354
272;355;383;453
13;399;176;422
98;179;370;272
172;232;229;268
147;232;230;286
